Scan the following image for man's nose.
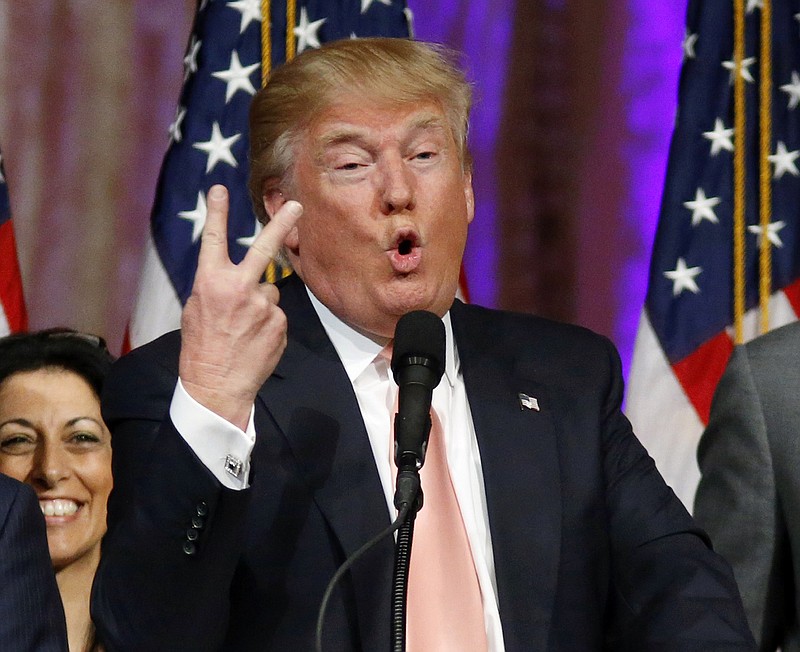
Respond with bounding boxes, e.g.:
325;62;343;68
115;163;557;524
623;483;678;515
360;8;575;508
31;441;71;489
379;155;415;214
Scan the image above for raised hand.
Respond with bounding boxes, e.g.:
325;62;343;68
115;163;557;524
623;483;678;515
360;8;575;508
178;184;303;430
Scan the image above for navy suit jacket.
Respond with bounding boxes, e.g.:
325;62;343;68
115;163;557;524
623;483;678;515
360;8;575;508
0;472;68;651
93;274;754;651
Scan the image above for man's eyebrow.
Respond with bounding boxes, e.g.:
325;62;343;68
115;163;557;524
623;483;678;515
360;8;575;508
317;113;449;151
318;128;370;150
407;114;448;134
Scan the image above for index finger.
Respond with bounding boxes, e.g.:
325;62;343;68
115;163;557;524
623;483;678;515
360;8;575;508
196;184;232;270
239;200;303;279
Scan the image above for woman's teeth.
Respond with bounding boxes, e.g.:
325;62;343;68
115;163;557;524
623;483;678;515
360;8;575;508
39;499;79;516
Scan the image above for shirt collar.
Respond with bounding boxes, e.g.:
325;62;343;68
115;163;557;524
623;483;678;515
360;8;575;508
306;286;457;388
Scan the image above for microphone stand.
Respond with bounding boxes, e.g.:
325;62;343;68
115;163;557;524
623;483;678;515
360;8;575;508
387;310;444;651
390;456;425;652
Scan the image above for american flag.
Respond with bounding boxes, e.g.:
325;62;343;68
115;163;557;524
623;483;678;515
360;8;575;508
627;0;800;509
0;147;28;336
126;0;412;351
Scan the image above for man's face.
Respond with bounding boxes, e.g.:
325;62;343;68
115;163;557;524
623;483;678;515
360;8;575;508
272;98;474;340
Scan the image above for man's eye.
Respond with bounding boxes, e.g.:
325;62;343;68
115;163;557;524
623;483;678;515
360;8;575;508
338;162;361;170
414;151;435;160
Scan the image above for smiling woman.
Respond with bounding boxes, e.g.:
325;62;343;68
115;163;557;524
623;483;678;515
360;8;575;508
0;329;114;652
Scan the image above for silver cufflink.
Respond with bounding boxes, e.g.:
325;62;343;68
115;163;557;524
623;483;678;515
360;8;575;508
518;393;540;411
224;454;244;479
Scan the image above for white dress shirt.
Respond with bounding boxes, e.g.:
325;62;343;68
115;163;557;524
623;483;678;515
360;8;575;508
169;287;506;650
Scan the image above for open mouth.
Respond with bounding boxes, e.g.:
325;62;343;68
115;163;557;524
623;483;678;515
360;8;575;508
388;229;422;273
397;235;415;256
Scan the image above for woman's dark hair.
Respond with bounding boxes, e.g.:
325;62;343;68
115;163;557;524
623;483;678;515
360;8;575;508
0;328;115;398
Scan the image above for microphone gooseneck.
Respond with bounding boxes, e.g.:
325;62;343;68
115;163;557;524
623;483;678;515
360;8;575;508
389;310;446;652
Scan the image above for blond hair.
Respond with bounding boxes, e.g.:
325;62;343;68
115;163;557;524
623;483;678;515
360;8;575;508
247;37;473;223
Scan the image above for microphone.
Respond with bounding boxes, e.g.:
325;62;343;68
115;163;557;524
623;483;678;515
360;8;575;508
390;311;446;510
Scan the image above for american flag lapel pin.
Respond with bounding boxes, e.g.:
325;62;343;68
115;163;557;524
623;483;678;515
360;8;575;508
518;392;540;411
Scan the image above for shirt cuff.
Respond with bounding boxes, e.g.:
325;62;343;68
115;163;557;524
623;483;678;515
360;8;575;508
169;379;256;490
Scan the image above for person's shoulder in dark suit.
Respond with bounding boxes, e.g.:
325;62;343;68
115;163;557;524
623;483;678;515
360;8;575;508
695;320;800;650
0;472;68;652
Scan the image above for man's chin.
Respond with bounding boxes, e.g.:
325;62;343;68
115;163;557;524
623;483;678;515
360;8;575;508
381;285;453;321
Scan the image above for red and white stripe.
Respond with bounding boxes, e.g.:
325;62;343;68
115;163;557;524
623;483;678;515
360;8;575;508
123;232;183;353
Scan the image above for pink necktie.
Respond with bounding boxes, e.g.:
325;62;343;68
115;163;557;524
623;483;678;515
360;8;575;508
382;347;488;651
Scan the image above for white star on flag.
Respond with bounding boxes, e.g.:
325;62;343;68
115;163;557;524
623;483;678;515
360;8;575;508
746;0;763;13
768;141;800;179
184;35;201;80
780;71;800;110
227;0;262;33
747;220;787;248
722;56;756;84
212;51;260;103
0;153;5;183
168;106;187;144
361;0;392;13
295;8;326;53
702;118;734;156
237;220;263;247
178;191;208;242
193;122;241;173
684;188;721;225
682;29;698;60
664;258;703;296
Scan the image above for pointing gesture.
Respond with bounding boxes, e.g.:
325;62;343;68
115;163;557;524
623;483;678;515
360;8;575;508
179;184;303;430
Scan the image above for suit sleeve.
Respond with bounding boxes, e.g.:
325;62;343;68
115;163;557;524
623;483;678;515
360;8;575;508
0;479;68;652
91;340;251;652
597;338;756;650
694;345;784;650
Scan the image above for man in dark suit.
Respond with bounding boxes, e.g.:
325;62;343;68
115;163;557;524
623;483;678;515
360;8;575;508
0;472;68;651
694;320;800;651
93;38;755;651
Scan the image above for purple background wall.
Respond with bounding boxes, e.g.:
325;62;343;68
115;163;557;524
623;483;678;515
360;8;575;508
409;0;687;376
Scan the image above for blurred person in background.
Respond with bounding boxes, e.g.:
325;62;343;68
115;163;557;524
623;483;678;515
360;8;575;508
0;329;114;652
695;319;800;651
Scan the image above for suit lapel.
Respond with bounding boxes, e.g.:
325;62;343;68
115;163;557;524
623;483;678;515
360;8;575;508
257;275;392;649
452;301;562;650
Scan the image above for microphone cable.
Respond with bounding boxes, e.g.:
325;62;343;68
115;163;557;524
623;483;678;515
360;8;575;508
315;503;411;652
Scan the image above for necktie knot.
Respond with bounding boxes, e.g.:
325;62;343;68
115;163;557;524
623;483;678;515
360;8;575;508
378;341;393;363
369;341;392;385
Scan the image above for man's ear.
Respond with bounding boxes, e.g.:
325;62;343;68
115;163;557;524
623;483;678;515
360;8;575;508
263;179;300;253
262;179;285;220
464;171;475;224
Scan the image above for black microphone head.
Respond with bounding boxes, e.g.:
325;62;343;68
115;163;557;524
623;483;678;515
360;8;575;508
390;310;446;383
